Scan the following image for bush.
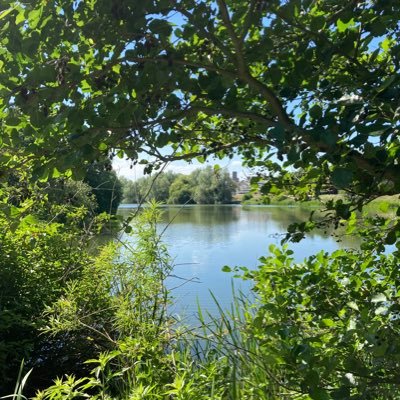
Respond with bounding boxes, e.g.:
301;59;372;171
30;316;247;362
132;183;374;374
242;192;252;201
235;245;400;399
33;203;232;399
0;215;100;394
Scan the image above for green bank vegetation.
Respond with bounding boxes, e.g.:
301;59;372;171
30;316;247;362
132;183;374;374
4;201;400;399
1;0;400;398
121;166;236;205
241;193;400;215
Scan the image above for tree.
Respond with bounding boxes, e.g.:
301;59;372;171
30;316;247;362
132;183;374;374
168;175;195;205
1;0;399;220
122;171;178;203
192;166;236;204
122;168;235;204
2;2;400;397
84;162;123;214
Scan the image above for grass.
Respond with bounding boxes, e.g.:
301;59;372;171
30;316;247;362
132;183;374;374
240;193;400;215
241;194;329;207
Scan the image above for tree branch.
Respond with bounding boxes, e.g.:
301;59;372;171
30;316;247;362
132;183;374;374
144;137;249;162
216;0;246;73
187;106;279;127
239;0;259;42
121;55;237;80
241;73;295;130
174;5;232;57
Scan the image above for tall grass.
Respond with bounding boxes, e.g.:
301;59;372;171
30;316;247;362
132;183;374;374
1;361;32;400
5;203;287;399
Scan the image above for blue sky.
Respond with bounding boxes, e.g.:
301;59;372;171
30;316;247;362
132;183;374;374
113;154;248;180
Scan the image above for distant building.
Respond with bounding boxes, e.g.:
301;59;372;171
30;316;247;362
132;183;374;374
232;171;251;194
236;179;250;194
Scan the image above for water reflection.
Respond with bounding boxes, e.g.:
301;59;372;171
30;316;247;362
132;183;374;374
114;205;360;319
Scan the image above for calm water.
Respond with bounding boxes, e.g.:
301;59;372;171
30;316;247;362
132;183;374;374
117;205;359;320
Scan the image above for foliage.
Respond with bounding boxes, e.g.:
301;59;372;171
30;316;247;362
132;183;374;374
84;162;123;214
191;166;236;204
122;167;236;204
167;174;195;205
232;245;400;399
45;179;97;212
1;0;399;223
32;203;231;400
4;360;33;400
0;210;102;394
1;1;400;398
121;170;179;204
40;178;98;224
3;165;120;227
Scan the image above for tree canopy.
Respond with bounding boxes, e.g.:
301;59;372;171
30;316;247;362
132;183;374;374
122;167;236;204
84;162;123;214
2;1;400;398
1;0;399;210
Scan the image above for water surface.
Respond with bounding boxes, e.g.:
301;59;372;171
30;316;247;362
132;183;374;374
118;205;358;320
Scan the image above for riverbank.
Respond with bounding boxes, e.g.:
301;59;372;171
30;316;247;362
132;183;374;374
240;194;400;214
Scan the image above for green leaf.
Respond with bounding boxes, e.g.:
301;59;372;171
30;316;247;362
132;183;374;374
19;214;39;228
376;75;396;93
270;125;285;141
52;167;62;178
28;7;43;29
331;168;353;188
0;7;15;20
310;16;325;31
337;18;355;33
112;64;121;74
385;230;397;245
371;293;387;303
222;265;232;272
310;387;330;400
321;318;335;327
148;19;172;35
369;18;386;36
117;149;124;159
309;104;322;119
15;10;25;25
375;306;387;315
331;386;351;399
347;301;359;311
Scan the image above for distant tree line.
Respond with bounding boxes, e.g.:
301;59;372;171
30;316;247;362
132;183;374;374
121;167;236;205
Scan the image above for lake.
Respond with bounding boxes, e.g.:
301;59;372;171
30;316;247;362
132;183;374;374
118;204;359;321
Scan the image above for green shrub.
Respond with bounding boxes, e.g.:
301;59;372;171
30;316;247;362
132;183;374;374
0;215;100;394
233;245;400;399
242;193;252;201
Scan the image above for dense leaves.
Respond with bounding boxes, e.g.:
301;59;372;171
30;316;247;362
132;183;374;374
1;1;400;398
1;0;399;210
238;246;400;399
83;162;123;214
122;167;236;204
121;170;180;203
0;212;101;394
